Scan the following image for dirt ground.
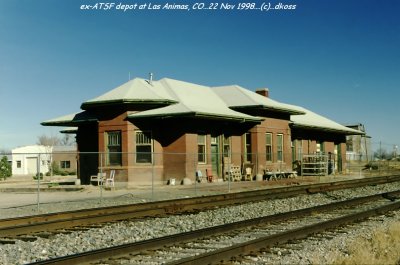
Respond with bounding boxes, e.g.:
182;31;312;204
0;173;361;209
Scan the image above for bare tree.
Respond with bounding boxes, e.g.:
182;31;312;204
37;134;61;176
37;135;61;146
60;134;75;146
374;148;390;160
0;148;10;155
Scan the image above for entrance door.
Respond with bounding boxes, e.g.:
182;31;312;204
211;136;220;177
26;157;38;175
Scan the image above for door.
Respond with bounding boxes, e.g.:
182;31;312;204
211;136;220;177
26;157;38;175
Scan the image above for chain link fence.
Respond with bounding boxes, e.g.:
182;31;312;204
1;151;400;216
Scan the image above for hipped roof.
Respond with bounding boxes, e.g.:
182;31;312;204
41;76;364;135
128;78;261;122
290;107;364;135
213;85;305;115
81;78;177;109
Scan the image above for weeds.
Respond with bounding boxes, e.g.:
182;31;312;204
332;222;400;265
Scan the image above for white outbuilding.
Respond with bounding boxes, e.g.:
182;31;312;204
11;145;52;175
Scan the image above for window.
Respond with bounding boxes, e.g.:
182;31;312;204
266;133;272;162
223;136;231;158
136;131;152;163
316;141;325;154
60;161;71;169
106;131;122;166
16;160;21;168
346;137;353;152
245;133;252;162
277;134;284;162
198;134;206;163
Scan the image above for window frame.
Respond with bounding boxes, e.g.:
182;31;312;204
223;135;231;158
106;131;122;166
135;130;153;164
197;134;206;164
316;141;325;154
245;133;252;162
60;160;71;169
277;133;284;162
266;133;273;162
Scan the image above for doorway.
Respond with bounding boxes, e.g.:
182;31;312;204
211;136;220;177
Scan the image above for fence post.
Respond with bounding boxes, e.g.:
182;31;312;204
100;152;103;203
228;160;231;193
36;153;41;211
151;152;154;201
194;153;197;196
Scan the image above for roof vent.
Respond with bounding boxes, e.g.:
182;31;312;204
148;72;154;85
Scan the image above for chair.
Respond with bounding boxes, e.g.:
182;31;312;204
206;169;213;183
90;172;106;186
105;170;115;188
243;167;252;181
196;170;204;183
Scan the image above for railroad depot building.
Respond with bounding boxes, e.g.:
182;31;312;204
42;77;363;186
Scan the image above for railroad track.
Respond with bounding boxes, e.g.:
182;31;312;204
1;175;400;240
28;190;400;265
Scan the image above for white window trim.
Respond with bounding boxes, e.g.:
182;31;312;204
266;133;273;162
198;134;207;164
135;130;153;164
277;133;284;162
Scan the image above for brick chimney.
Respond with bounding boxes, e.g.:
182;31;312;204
255;88;269;97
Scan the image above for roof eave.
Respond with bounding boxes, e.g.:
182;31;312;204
291;124;365;135
60;128;78;134
128;112;262;123
81;99;177;110
41;119;98;127
231;105;305;115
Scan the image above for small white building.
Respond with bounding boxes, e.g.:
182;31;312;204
11;145;52;175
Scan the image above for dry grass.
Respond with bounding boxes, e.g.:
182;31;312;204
331;222;400;265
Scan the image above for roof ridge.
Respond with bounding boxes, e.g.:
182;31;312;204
159;78;181;102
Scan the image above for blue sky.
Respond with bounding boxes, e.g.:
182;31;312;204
0;0;399;153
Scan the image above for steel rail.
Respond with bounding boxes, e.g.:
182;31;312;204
27;190;400;265
1;174;400;238
170;200;400;265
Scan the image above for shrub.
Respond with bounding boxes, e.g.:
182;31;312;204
47;183;59;188
364;162;379;170
51;161;60;175
0;156;12;180
33;173;43;180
